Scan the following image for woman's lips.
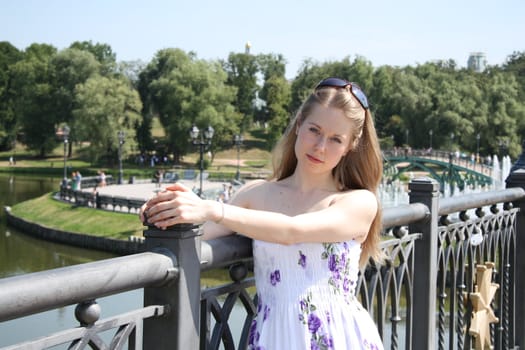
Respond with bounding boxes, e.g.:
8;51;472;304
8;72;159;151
307;154;323;164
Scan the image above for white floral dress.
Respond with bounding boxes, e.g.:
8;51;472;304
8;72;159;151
248;239;384;350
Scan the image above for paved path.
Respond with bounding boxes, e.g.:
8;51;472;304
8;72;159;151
87;180;227;201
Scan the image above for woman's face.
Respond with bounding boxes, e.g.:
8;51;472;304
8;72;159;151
295;104;354;173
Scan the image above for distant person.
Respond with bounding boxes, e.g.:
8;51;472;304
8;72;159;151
221;183;230;203
154;169;163;188
75;171;82;190
71;171;78;190
141;77;385;349
98;171;107;187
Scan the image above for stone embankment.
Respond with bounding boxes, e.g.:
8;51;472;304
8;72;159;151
4;206;144;255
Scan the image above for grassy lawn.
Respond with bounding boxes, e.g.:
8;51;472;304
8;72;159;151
10;193;145;239
2;123;274;240
0;125;273;179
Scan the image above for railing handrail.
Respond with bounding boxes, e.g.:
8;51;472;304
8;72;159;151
438;187;525;215
200;235;253;270
0;251;177;323
3;187;522;322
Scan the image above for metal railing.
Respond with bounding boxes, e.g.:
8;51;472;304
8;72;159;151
59;186;145;213
2;170;525;349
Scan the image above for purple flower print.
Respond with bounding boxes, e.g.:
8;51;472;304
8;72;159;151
328;254;338;272
248;319;258;345
300;299;308;312
263;304;270;321
363;339;381;350
343;278;351;293
320;335;333;348
298;251;307;268
311;338;320;350
308;313;322;333
270;270;281;286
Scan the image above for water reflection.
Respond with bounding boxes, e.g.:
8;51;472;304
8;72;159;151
1;224;115;278
0;174;116;278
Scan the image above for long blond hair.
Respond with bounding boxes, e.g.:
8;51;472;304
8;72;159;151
271;84;383;267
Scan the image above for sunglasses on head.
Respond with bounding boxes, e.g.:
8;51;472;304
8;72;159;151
315;77;369;110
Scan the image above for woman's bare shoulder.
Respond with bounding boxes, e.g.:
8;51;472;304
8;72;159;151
239;179;268;190
331;188;378;208
230;179;271;206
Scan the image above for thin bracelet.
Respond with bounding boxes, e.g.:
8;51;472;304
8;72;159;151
215;202;225;224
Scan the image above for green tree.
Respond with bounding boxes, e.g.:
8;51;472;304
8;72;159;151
0;41;23;150
261;76;291;149
10;43;58;156
389;67;434;148
290;60;327;113
370;65;396;137
222;52;259;130
117;59;146;89
257;53;287;81
50;48;101;150
69;40;117;76
72;75;142;164
482;71;525;158
141;48;240;162
502;51;525;101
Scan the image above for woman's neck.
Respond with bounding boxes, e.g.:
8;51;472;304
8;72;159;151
284;170;337;193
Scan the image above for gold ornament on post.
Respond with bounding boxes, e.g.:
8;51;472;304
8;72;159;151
467;262;499;350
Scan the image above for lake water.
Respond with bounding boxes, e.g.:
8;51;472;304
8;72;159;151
0;174;142;348
0;173;250;349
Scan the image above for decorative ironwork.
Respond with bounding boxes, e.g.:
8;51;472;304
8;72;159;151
4;305;166;350
2;180;525;350
467;262;499;350
435;205;517;350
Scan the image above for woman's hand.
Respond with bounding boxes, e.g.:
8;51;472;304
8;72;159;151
139;182;219;229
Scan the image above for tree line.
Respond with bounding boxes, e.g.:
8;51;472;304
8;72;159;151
1;40;524;165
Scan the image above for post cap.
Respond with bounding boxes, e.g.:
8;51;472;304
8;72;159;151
408;177;440;193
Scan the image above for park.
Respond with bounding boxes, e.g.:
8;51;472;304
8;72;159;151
0;40;525;349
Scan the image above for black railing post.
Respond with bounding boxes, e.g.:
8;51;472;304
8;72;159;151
143;223;202;350
506;166;525;348
408;177;440;350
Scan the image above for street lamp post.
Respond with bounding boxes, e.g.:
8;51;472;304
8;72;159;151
11;138;16;165
190;125;214;197
234;134;243;181
476;133;480;165
117;130;125;184
61;125;70;188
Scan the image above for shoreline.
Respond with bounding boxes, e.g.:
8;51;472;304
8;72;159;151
4;205;144;255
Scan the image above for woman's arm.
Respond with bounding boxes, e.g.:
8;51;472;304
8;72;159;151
140;180;264;240
211;189;376;244
143;182;377;244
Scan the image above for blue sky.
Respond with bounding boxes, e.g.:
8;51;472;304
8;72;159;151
2;0;524;78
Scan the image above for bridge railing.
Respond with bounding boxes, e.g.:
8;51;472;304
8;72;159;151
383;148;494;176
2;171;525;349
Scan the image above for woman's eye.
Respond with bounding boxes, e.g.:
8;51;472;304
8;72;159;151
309;127;319;134
331;137;342;144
